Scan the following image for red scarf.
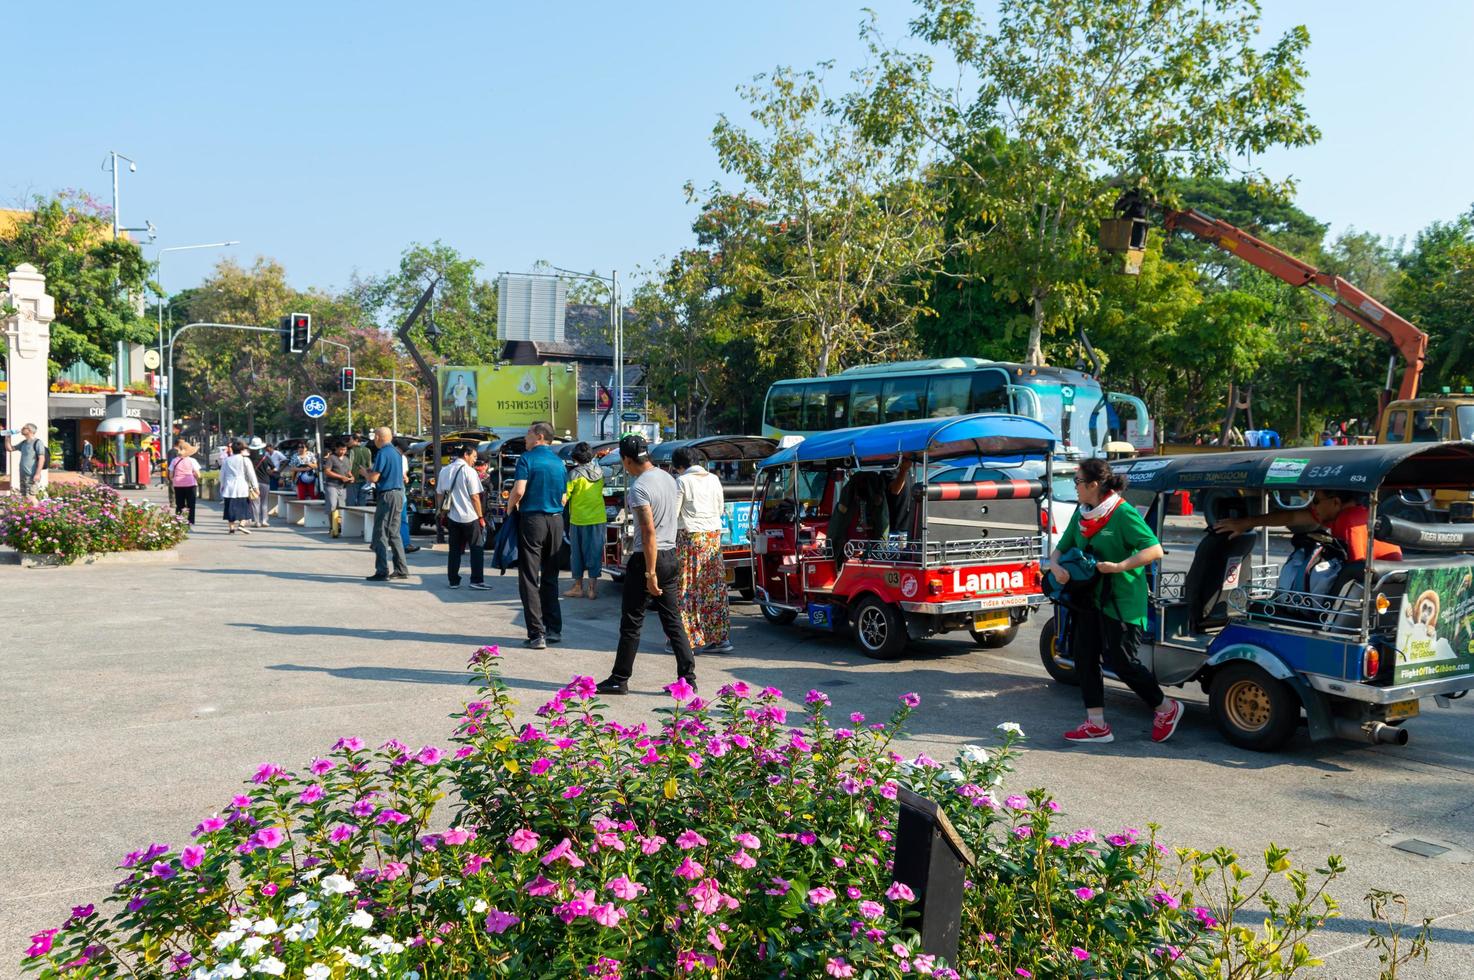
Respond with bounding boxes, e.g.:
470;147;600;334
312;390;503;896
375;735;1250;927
1078;492;1122;539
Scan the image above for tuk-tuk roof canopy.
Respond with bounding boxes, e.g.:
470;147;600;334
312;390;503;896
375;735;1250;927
651;435;778;464
1115;441;1474;493
759;414;1055;469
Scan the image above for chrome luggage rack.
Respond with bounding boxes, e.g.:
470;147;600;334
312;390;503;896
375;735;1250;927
1228;562;1371;638
843;534;1042;567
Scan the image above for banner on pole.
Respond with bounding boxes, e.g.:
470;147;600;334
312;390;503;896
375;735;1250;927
443;365;578;436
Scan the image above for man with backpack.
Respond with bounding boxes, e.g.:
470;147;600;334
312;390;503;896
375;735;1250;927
3;424;47;496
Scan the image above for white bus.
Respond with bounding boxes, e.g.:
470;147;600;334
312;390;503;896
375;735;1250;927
760;357;1152;458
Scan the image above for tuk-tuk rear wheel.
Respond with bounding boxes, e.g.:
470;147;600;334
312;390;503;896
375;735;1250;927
1037;617;1079;686
1209;662;1299;752
854;596;908;660
970;624;1019;649
760;604;798;627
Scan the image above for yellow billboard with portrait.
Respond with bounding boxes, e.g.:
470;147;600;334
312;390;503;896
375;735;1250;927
442;365;578;436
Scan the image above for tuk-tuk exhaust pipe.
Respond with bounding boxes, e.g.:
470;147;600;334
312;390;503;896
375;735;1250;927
1334;718;1410;746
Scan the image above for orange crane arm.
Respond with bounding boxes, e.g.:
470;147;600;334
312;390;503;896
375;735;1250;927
1162;208;1428;402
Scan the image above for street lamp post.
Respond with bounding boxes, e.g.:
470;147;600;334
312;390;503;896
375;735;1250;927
157;241;239;455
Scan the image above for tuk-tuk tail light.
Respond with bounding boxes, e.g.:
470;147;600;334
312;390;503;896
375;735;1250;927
928;578;944;595
1374;593;1390;615
1362;645;1381;681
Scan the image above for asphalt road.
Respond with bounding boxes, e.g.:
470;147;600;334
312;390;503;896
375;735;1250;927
2;494;1470;978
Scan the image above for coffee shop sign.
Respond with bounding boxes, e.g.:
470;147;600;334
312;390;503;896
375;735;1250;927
88;406;142;418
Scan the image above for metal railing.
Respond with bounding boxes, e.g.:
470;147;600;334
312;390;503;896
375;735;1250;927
842;534;1042;567
1227;566;1369;638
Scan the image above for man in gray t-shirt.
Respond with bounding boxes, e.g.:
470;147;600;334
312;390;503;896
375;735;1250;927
4;424;45;496
597;435;696;695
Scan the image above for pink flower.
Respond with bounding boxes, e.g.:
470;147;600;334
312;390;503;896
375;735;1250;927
509;828;540;853
180;845;205;870
542;837;586;868
729;849;757;869
484;909;520;934
251;763;283;784
415;745;444;765
193;816;226;836
1015;970;1032;979
329;824;357;843
885;881;915;902
309;758;335;776
591;902;626;927
380;861;409;881
676;830;708;850
442;828;475;846
806;690;831;707
334;737;363;752
607;875;647;900
1004;794;1029;810
687;877;725;915
858;900;884;919
1074;887;1095;901
530;758;552;775
524;874;558;896
825;958;855;978
732;832;760;850
765;876;791;896
562;785;585;800
674;856;705;880
1072;947;1090;961
253;827;286;850
665;677;696;702
375;809;410;826
1152;890;1181;910
1193;906;1219;928
25;930;58;958
899;692;920;708
639;835;667;856
298;785;325;805
808;886;837;906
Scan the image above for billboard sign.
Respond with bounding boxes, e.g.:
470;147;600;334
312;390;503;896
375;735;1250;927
1393;565;1474;685
443;365;578;436
497;275;567;344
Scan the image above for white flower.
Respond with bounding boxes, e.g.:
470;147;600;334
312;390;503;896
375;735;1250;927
304;966;331;980
283;923;304;942
996;721;1025;736
229;917;254;934
222;961;247;980
349;908;374;929
319;874;356;895
421;877;444;894
241;936;268;957
212;928;245;951
938;768;965;783
298;918;320;942
253;956;286;976
959;744;990;765
286;893;307;908
252;917;279;936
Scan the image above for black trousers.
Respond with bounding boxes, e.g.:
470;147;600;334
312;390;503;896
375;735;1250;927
611;549;696;683
174;485;197;525
1073;609;1164;711
447;518;485;585
517;511;564;638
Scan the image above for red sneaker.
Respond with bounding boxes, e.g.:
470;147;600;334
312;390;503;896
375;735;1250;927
1063;720;1114;744
1152;699;1184;743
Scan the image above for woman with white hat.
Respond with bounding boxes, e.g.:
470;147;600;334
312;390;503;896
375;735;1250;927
248;437;272;526
219;438;260;534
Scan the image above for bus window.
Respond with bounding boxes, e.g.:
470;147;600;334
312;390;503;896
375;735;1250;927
882;376;927;422
851;382;882;426
767;385;803;432
928;374;971;417
971;370;1010;413
803;382;850;431
825;385;850;429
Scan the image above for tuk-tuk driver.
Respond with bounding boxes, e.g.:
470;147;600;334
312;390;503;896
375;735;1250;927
1214;490;1402;563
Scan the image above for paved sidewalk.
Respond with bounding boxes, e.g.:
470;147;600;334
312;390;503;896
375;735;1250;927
2;492;1471;978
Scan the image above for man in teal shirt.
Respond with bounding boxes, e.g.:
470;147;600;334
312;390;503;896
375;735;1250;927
507;421;568;648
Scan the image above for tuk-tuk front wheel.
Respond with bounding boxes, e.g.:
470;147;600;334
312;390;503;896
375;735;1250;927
854;596;908;660
970;624;1019;649
1209;662;1299;752
1038;616;1078;686
760;604;798;627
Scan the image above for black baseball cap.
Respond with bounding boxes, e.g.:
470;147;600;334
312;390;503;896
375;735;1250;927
619;434;650;461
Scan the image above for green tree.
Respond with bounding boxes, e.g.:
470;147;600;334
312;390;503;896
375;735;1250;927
1392;209;1474;388
850;0;1320;364
359;242;499;366
703;64;951;377
0;191;153;378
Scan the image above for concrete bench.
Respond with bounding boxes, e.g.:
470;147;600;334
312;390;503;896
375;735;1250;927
268;491;294;519
340;505;377;543
283;498;328;528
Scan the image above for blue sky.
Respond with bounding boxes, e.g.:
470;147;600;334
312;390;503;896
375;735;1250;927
9;1;1471;300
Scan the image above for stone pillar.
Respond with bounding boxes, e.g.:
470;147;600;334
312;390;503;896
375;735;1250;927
4;264;55;492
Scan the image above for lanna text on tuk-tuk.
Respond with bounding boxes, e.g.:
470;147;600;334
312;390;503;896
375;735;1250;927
1042;442;1474;751
751;414;1057;660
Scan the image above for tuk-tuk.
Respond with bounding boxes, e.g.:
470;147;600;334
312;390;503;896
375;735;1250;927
602;436;777;598
751;414;1056;660
1042;443;1474;751
485;435;566;527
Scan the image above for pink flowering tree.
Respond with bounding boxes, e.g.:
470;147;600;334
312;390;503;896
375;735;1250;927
21;648;1357;977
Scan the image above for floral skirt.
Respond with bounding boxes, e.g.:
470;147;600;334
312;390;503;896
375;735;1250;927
677;529;728;647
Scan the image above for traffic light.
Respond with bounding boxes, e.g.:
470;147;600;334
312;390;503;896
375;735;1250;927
279;315;291;354
288;313;312;353
340;366;356;392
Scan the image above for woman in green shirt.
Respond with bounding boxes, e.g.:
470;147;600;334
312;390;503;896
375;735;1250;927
563;443;608;599
1049;458;1181;745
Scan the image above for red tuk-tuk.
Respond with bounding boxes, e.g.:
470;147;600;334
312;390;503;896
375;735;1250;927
751;414;1056;659
603;435;778;599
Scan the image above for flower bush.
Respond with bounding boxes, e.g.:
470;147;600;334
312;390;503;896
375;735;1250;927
22;649;1353;978
0;483;188;563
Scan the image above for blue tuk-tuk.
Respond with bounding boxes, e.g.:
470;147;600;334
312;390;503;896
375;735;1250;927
1042;442;1474;750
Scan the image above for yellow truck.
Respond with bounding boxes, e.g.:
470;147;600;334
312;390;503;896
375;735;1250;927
1378;388;1474;519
